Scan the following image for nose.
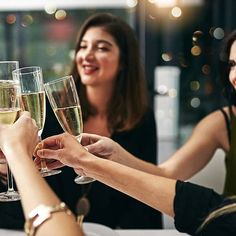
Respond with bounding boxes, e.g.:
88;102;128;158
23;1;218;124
83;47;95;61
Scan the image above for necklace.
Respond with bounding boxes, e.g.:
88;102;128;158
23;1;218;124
76;183;92;217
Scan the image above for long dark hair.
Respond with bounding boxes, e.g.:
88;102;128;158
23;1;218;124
71;13;149;133
220;30;236;105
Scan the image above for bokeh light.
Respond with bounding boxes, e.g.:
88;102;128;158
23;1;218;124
155;0;177;8
191;45;201;56
190;81;200;91
45;3;57;15
213;27;224;40
171;6;182;18
202;64;211;75
157;85;168;95
21;14;33;27
55;10;67;20
6;14;16;24
168;88;177;98
162;53;173;62
192;30;203;45
190;97;200;108
126;0;138;8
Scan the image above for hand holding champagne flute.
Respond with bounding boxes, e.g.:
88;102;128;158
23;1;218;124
0;61;21;201
44;75;95;184
12;66;61;177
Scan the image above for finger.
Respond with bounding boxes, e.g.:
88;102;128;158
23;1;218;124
36;149;61;161
41;135;64;148
85;140;105;154
34;156;57;165
34;157;42;167
80;133;101;145
20;111;31;118
46;161;65;170
74;168;85;176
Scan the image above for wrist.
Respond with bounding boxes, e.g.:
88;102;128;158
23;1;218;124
3;143;32;164
25;202;74;236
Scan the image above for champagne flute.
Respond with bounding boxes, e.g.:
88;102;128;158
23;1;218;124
44;75;95;184
12;66;61;177
0;61;21;201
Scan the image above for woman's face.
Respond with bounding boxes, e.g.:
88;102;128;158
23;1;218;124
76;27;121;87
229;40;236;89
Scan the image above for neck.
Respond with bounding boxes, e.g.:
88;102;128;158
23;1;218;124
86;85;113;115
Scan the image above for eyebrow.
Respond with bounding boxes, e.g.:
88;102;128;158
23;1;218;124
81;39;113;47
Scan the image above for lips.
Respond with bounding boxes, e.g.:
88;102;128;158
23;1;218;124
232;79;236;88
82;64;98;75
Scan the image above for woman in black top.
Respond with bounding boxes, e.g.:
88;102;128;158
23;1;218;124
65;12;160;229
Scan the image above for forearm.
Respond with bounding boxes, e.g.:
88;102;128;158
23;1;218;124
83;156;176;217
6;149;82;236
114;143;168;177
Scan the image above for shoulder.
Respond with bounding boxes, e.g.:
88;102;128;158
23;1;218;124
194;108;228;131
190;108;230;150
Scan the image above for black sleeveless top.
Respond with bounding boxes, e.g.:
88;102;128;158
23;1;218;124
219;106;236;196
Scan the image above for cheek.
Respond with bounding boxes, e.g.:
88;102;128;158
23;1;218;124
103;56;120;71
229;71;234;82
229;71;236;88
75;52;83;65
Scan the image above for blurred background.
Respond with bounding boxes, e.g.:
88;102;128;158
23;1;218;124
0;0;235;137
1;0;235;228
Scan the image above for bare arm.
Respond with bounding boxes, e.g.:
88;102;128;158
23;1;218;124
37;133;176;217
85;156;176;217
0;113;82;236
158;110;228;180
80;109;228;180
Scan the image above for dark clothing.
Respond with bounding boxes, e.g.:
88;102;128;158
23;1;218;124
174;180;236;235
0;99;162;229
220;106;236;196
85;107;162;229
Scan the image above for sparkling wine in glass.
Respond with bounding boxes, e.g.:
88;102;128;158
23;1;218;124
12;66;61;177
44;75;95;184
0;61;21;201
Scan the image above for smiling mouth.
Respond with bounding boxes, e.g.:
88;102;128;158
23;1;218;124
82;65;98;74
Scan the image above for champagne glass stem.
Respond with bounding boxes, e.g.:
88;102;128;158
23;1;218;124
38;135;62;177
74;135;95;185
7;165;14;192
38;135;48;172
40;159;48;172
0;162;21;201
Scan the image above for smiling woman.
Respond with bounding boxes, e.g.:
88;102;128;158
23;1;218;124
64;12;160;229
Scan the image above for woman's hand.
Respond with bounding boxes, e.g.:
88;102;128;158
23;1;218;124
35;133;90;175
80;133;120;161
0;112;38;161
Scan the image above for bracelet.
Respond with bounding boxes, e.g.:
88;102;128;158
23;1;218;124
24;202;73;236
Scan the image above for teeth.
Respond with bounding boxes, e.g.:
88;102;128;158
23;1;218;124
84;65;95;69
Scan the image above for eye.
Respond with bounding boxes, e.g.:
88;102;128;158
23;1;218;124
97;46;109;52
228;60;236;69
79;44;87;50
